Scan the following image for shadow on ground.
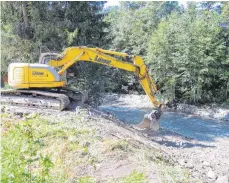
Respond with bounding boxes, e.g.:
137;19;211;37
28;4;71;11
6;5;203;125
137;128;216;148
151;138;216;148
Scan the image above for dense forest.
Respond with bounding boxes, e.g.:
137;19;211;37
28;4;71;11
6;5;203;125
1;1;229;104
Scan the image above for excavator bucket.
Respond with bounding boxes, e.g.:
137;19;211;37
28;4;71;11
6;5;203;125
134;105;163;131
134;115;159;131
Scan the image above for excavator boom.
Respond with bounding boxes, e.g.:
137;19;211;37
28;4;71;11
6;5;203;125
47;47;161;108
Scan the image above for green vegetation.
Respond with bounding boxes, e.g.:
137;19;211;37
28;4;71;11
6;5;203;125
148;8;228;104
2;114;66;182
158;162;192;183
1;113;144;182
1;2;107;104
2;112;108;182
118;171;147;183
1;1;228;104
106;2;229;104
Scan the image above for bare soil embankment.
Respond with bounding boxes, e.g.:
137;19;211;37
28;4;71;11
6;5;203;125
2;93;229;183
2;105;193;183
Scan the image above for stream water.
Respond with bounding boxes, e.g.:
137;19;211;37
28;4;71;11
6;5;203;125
99;105;229;141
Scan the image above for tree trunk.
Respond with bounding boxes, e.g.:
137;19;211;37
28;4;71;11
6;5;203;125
21;2;30;39
22;2;29;27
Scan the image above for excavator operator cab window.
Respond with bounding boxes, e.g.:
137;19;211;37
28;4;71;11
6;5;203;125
39;52;60;65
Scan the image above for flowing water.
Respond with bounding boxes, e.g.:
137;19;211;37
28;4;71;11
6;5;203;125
99;105;229;141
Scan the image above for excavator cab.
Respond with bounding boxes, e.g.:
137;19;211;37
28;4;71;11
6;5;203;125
39;52;67;81
39;53;60;65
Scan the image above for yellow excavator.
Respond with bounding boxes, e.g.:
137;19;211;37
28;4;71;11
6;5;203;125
1;47;163;130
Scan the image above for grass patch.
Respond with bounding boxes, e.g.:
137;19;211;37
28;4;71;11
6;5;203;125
77;176;97;183
103;139;130;152
119;170;148;183
2;115;64;182
109;170;148;183
158;162;193;183
1;113;96;182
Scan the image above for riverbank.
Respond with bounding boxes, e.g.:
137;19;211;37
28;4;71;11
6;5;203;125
2;106;193;183
100;93;229;183
2;93;229;182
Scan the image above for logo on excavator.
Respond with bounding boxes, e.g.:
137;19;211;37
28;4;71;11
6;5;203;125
32;71;44;76
95;56;111;65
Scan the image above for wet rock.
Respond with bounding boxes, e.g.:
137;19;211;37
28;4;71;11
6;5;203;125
224;113;229;121
207;170;216;180
215;175;228;183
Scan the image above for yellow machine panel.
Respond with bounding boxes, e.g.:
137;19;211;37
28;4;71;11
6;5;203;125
29;68;54;82
8;63;65;88
13;67;25;82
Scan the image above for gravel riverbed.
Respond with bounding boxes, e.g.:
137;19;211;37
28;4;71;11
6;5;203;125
100;93;229;183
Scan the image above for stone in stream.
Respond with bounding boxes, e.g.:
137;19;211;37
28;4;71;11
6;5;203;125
224;113;229;121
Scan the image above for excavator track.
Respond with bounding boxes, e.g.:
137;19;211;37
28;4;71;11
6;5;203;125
50;87;88;103
1;89;70;111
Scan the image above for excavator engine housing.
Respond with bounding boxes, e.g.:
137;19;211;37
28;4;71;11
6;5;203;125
8;63;65;88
